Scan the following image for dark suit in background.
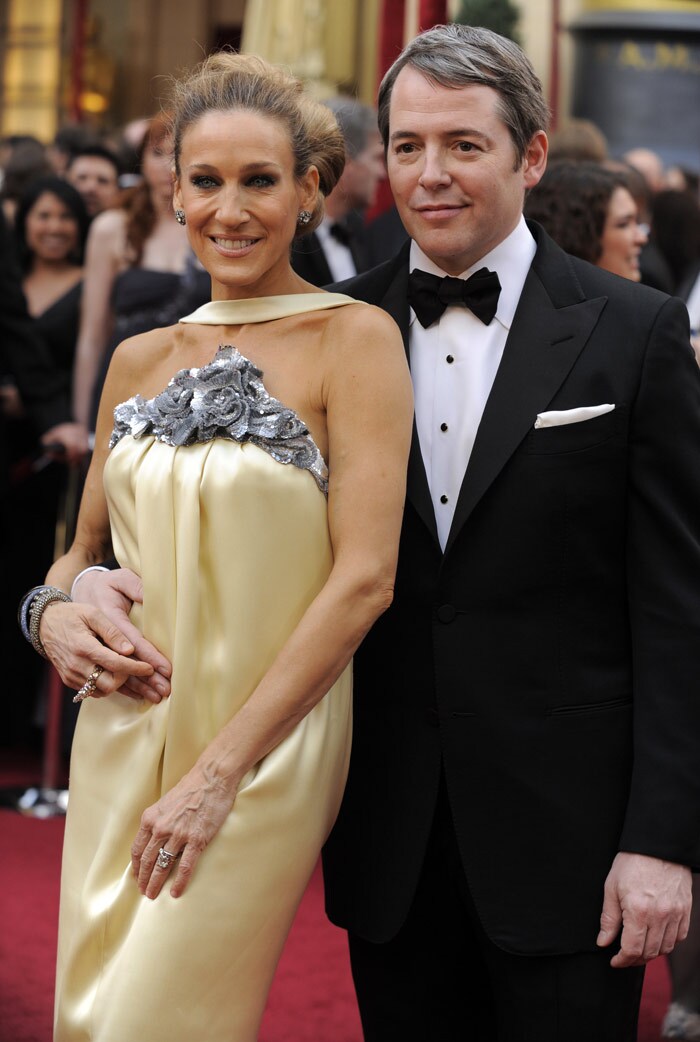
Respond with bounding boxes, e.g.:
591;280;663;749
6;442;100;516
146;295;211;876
291;211;371;287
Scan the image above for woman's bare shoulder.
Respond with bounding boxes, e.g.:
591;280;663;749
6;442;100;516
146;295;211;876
89;207;127;239
322;300;405;365
107;324;180;398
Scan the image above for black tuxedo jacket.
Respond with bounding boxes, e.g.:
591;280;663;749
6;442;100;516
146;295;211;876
291;212;370;287
322;223;700;955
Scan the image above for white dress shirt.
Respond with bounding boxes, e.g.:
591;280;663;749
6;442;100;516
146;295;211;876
685;270;700;333
409;216;537;550
315;218;357;282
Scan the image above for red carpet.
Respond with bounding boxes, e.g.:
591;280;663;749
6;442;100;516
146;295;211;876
0;751;671;1041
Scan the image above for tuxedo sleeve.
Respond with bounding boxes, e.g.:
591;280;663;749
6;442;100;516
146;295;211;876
620;295;700;867
0;215;71;434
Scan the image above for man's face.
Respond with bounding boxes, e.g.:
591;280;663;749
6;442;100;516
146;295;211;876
387;67;547;275
68;156;119;216
337;130;386;211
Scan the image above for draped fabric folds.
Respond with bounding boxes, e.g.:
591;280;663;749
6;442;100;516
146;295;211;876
55;294;355;1042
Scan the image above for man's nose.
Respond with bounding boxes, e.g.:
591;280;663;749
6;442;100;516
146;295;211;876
418;149;451;189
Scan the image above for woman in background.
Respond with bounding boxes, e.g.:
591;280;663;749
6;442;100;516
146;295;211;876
15;176;89;385
525;160;648;281
2;177;88;747
71;114;209;429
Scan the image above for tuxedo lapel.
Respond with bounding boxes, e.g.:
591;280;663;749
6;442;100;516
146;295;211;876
443;240;607;557
379;246;440;546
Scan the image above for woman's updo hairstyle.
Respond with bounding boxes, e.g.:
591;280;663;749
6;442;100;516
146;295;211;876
170;52;345;236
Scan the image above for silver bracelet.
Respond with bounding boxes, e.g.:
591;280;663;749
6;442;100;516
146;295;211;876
70;565;109;600
18;586;72;658
18;586;49;643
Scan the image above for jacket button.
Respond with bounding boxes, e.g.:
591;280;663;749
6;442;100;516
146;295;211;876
436;604;456;623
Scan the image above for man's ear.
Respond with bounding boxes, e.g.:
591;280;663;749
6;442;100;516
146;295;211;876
522;131;548;191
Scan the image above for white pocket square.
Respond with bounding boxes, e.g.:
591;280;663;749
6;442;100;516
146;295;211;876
534;404;615;429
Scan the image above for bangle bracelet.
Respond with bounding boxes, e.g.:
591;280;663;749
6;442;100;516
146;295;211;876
18;585;49;643
18;585;72;658
71;565;109;600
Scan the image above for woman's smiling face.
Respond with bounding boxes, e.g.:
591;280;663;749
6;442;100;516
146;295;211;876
174;109;318;299
25;191;79;263
598;186;648;282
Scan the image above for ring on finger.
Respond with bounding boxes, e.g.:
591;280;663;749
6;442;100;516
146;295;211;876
156;846;181;871
73;664;105;703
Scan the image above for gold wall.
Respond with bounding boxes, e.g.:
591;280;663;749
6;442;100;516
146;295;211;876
1;0;64;139
4;0;696;140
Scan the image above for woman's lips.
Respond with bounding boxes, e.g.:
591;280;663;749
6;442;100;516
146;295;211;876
211;236;258;256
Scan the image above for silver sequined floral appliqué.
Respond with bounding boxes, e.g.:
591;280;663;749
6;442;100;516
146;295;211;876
110;346;328;494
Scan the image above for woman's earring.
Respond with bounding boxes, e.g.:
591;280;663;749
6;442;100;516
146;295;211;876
174;209;187;226
297;210;312;226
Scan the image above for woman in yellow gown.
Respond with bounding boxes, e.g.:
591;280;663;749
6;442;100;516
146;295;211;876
27;53;412;1042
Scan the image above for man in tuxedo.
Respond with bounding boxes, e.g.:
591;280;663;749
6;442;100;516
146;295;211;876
321;24;700;1040
291;97;385;285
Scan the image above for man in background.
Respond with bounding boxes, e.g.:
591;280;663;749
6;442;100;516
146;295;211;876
292;97;385;285
66;145;121;219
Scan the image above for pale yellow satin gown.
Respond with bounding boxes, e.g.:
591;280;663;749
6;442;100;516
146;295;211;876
55;295;356;1042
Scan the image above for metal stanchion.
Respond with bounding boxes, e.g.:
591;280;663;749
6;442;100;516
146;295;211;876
18;460;82;818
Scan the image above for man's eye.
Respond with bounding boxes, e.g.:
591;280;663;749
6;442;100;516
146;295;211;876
457;142;475;152
397;143;416;154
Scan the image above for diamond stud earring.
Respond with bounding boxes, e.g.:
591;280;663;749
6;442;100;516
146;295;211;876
174;209;186;226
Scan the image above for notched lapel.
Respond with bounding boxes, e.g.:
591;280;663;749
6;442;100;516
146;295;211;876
443;272;607;557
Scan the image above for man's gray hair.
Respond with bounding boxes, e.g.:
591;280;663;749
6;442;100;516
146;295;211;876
378;24;549;168
324;97;378;159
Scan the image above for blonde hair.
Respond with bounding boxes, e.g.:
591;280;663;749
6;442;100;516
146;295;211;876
169;52;345;235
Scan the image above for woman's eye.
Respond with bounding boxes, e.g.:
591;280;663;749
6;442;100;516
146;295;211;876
248;174;275;188
191;175;217;188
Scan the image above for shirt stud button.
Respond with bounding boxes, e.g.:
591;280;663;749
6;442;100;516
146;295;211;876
446;355;454;364
440;494;448;504
440;423;448;432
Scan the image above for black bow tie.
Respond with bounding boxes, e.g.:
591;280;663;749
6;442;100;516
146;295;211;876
329;222;352;247
408;267;502;328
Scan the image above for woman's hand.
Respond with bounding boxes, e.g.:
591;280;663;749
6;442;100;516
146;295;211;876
40;599;164;701
71;567;172;701
39;567;172;703
131;763;238;899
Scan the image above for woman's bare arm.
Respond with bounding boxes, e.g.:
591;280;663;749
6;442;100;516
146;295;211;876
40;332;171;698
71;209;125;428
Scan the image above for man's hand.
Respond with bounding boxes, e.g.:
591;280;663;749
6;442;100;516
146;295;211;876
597;851;692;967
71;568;171;702
40;422;89;463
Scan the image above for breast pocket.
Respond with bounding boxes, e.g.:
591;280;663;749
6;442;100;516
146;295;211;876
527;405;625;455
